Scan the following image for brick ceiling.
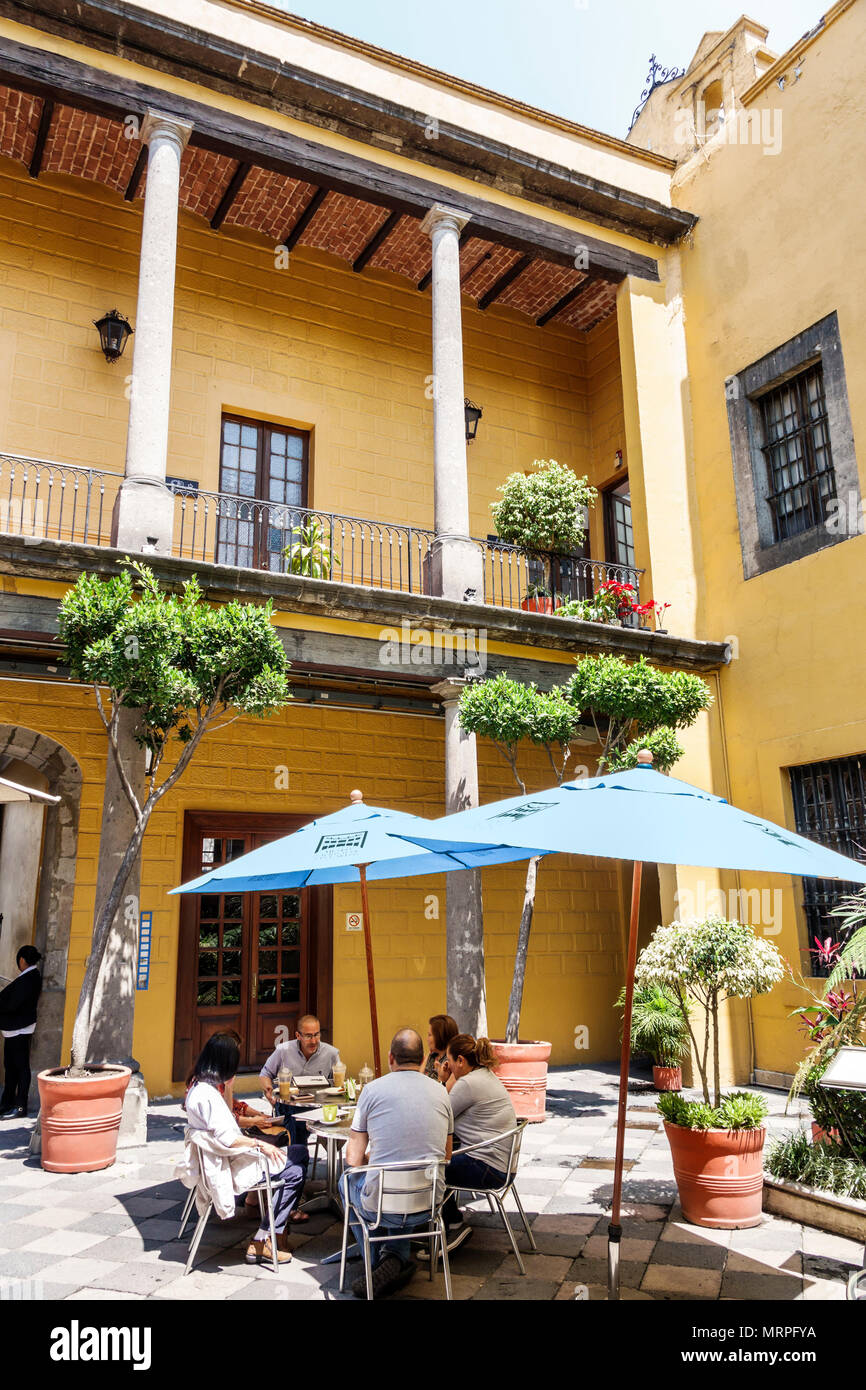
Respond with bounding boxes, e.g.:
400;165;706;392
0;84;618;333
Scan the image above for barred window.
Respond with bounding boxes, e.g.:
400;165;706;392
758;364;836;542
789;755;866;975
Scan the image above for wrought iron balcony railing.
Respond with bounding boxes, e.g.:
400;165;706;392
0;456;648;620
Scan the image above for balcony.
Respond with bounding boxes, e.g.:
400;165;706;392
0;453;648;622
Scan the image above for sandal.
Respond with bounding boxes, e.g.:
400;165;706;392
288;1210;310;1224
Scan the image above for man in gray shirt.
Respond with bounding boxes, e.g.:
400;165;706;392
259;1014;341;1101
343;1027;453;1299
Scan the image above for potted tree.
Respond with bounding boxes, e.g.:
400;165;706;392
41;561;291;1172
617;983;690;1091
635;916;786;1227
458;658;711;1118
490;458;596;613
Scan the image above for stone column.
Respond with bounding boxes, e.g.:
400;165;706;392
432;678;487;1036
421;204;484;602
112;110;192;554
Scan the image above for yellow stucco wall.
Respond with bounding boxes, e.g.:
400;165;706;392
673;0;866;1076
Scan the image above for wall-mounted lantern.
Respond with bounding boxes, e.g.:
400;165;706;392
464;398;483;443
94;309;133;363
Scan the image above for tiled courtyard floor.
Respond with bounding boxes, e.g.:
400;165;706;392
0;1065;861;1301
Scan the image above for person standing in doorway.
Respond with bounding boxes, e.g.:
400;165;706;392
0;945;42;1119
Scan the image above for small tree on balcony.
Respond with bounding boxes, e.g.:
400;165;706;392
58;560;291;1073
459;658;712;1042
490;459;596;598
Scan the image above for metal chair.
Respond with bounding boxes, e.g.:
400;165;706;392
444;1119;537;1274
338;1159;452;1300
180;1154;285;1276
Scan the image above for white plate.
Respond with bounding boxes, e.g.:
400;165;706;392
319;1117;341;1126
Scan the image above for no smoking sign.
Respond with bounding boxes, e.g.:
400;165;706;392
346;912;363;932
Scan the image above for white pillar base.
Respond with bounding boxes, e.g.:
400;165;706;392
111;476;175;554
425;535;485;603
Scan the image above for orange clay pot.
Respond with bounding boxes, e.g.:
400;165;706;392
490;1040;552;1122
811;1121;841;1146
520;596;554;615
653;1065;683;1092
38;1065;131;1173
663;1121;766;1228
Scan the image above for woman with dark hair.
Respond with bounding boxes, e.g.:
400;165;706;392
439;1033;516;1247
423;1013;459;1083
0;945;42;1119
182;1031;309;1266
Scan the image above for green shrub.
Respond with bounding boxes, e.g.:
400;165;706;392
658;1089;769;1131
766;1131;866;1201
803;1059;866;1157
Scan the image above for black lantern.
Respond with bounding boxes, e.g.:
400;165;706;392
94;309;133;363
464;398;482;443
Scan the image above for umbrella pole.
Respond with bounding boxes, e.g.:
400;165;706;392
358;864;382;1077
608;859;643;1301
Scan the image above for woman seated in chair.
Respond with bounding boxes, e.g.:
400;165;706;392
440;1033;516;1244
184;1032;309;1266
423;1013;459;1083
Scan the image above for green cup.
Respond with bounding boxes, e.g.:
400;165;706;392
322;1104;338;1123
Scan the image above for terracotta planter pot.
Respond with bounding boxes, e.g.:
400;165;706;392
37;1065;131;1173
521;596;554;615
663;1121;766;1228
490;1040;551;1122
811;1121;841;1146
653;1065;682;1092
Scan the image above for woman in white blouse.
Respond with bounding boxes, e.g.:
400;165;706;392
185;1032;309;1266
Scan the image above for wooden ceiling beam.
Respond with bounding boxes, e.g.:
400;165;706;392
536;273;603;327
27;96;53;178
352;209;401;272
281;186;327;251
210;159;251;230
477;253;533;311
123;145;147;201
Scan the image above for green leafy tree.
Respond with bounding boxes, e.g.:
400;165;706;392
58;561;292;1072
459;674;583;1042
490;459;596;598
615;983;690;1067
634;918;786;1105
563;654;712;772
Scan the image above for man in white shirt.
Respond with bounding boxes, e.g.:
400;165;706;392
342;1027;453;1299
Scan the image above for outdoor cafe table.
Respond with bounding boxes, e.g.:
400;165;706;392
285;1106;354;1219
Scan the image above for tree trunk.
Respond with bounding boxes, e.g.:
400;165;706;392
68;813;150;1073
505;855;542;1044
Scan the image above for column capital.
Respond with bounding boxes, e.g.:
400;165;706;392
431;675;478;705
421;203;472;238
140;109;193;151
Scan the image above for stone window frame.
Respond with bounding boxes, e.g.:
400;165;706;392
725;312;860;579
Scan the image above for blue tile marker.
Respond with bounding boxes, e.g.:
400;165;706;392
136;910;152;991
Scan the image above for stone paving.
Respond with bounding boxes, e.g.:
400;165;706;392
0;1065;861;1301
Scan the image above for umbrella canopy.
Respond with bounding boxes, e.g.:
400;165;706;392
389;757;866;1301
171;794;536;1076
393;765;866;882
171;796;536;896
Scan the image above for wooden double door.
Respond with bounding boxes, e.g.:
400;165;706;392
172;812;332;1083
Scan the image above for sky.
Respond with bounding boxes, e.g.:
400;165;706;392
271;0;826;138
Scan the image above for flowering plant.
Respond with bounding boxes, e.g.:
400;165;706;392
555;582;670;629
634;917;787;1107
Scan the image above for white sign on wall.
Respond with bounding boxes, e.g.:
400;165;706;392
346;912;363;932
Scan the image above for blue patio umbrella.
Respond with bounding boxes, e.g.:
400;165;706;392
392;752;866;1298
172;791;538;1074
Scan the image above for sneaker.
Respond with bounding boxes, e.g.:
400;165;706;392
0;1108;24;1120
351;1254;416;1299
245;1236;292;1266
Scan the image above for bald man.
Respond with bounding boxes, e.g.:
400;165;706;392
342;1027;453;1299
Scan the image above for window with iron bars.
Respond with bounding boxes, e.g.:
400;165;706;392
759;364;837;543
789;755;866;976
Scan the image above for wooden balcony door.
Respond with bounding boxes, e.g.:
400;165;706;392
217;414;309;572
172;812;332;1082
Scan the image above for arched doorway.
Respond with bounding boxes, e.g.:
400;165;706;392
0;726;81;1100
